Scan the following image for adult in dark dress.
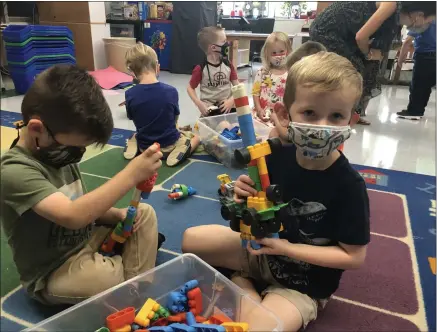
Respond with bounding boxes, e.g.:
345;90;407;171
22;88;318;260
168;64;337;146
310;2;435;125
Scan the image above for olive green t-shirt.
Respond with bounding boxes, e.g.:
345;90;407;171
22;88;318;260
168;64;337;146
1;146;92;302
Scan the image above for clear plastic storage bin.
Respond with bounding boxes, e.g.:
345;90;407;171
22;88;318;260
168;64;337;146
197;113;270;168
26;254;282;331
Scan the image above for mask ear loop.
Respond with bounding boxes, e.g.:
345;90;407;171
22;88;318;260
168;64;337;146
10;120;25;149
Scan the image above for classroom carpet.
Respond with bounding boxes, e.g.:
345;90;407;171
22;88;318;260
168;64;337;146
0;109;436;331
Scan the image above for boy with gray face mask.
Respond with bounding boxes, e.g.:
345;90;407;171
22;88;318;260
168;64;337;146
182;52;370;331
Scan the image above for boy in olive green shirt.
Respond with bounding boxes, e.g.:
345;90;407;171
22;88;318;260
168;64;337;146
1;65;163;304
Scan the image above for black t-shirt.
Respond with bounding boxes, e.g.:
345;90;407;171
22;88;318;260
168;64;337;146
266;145;370;299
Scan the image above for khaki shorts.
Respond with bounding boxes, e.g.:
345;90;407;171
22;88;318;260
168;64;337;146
238;249;329;329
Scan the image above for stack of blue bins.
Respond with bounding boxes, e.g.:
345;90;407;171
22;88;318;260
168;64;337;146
3;25;76;94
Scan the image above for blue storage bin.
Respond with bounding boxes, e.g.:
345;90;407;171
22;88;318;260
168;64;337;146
9;60;76;94
6;47;75;63
143;20;172;70
5;39;74;52
3;25;73;43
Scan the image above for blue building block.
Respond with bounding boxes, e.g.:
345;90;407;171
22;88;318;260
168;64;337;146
148;327;175;332
181;280;199;294
167;291;188;313
169;323;196;332
185;312;196;326
131;324;141;331
191;324;226;332
237;113;257;146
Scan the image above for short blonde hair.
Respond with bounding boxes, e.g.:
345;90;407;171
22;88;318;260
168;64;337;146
125;42;158;77
198;26;224;53
261;31;292;70
286;41;327;69
283;52;363;111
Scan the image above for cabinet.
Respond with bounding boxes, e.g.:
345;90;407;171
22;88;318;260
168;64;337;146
143;20;172;70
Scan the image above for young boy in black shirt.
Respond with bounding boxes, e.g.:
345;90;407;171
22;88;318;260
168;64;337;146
182;52;370;331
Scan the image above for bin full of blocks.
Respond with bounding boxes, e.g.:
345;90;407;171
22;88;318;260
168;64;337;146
25;254;282;332
3;25;76;94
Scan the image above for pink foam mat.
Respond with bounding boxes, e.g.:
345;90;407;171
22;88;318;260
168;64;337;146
89;66;133;90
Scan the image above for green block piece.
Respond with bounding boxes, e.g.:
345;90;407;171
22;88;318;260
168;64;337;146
157;306;170;318
248;166;260;183
181;184;189;196
95;328;109;332
113;222;124;236
259;209;276;221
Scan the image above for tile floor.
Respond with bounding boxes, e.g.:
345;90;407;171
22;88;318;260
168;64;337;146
1;67;435;176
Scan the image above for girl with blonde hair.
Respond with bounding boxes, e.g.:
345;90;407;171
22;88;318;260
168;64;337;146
252;31;292;127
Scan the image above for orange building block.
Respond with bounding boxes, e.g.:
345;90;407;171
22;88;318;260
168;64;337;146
106;307;135;331
114;325;131;332
168;312;186;323
209;314;233;325
221;322;249;332
187;287;203;315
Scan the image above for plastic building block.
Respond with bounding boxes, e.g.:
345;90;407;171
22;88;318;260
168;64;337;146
169;323;195;332
208;314;232;325
168;184;197;200
247;142;272;160
131;324;141;331
95;328;110;332
114;325;132;332
185;312;196;326
221;323;249;332
106;307;135;331
220;126;240;140
182;280;199;293
195;316;207;323
167;292;188;314
187;287;203;315
192;324;226;332
148;327;174;332
151;317;168;326
134;298;161;327
168;312;186;323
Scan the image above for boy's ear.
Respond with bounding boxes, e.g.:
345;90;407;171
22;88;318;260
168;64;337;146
156;63;161;76
273;102;290;127
27;119;44;136
350;112;360;127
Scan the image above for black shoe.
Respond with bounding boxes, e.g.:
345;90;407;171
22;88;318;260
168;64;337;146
158;232;166;250
397;110;423;120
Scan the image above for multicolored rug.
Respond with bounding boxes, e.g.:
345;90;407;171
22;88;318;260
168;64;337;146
0;109;435;331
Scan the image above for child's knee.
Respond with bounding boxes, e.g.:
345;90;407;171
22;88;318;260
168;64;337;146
181;227;197;253
137;203;157;228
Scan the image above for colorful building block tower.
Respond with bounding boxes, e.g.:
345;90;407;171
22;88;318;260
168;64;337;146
168;184;196;200
100;143;160;256
219;84;288;249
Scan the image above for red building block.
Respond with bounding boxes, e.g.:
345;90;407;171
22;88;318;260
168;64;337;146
195;316;207;323
187;287;203;315
151;317;168;326
106;307;135;331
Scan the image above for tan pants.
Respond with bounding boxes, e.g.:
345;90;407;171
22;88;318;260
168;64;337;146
239;248;328;329
40;204;158;305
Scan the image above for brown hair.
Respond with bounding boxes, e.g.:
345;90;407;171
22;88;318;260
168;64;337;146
286;41;327;69
261;31;293;70
283;52;363;111
197;26;224;53
125;42;158;77
21;65;113;145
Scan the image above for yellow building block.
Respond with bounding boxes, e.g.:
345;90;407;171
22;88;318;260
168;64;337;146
222;322;249;332
247;142;271;160
217;174;232;184
247;197;272;211
114;325;131;332
256;157;268;175
256;191;266;199
134;298;160;326
429;257;436;275
240;222;255;241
